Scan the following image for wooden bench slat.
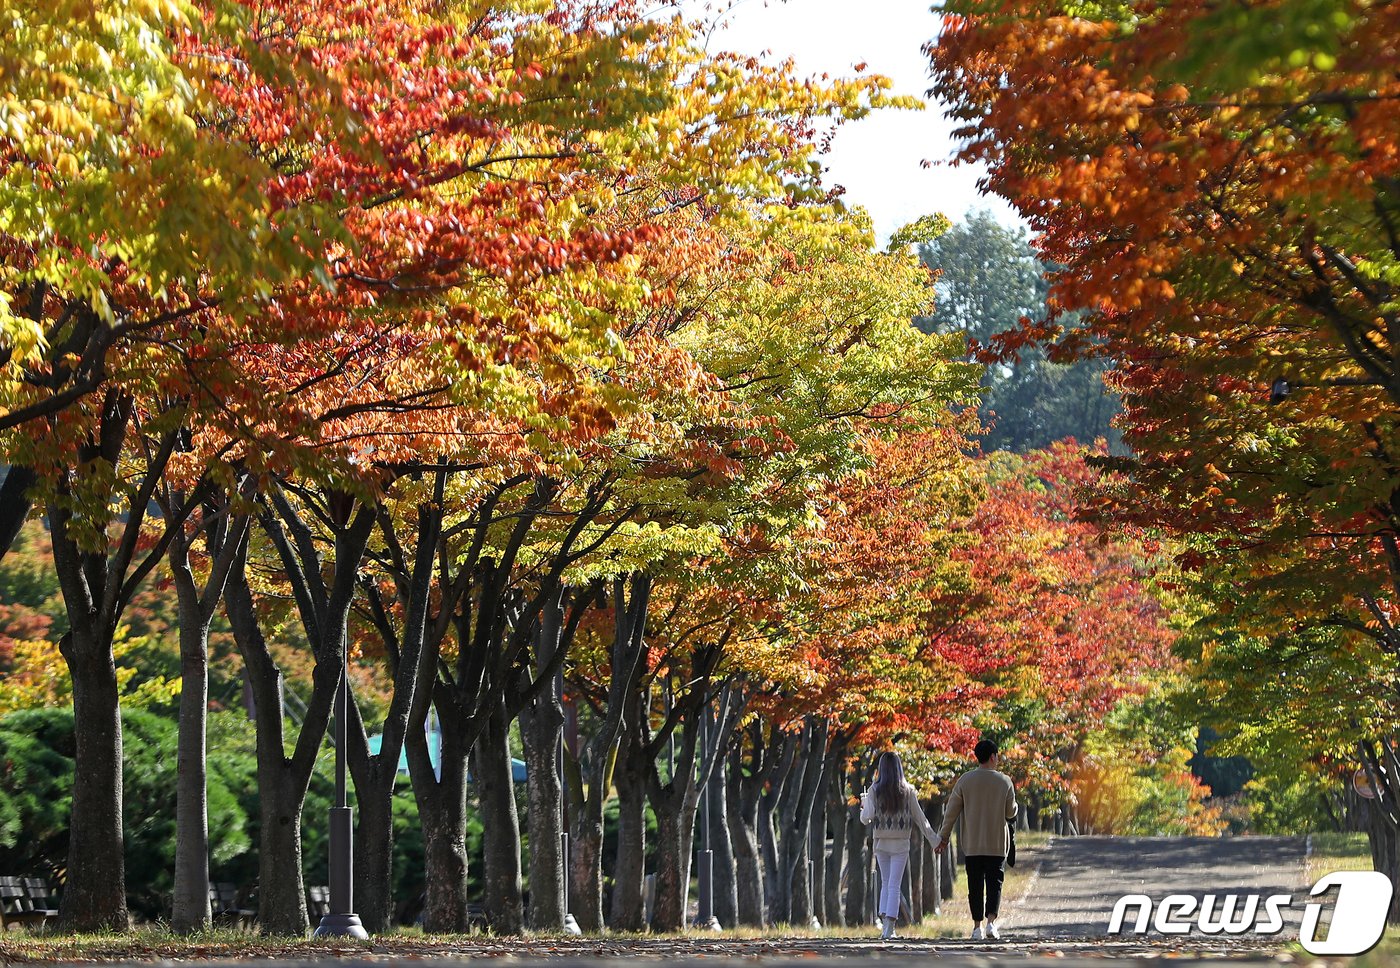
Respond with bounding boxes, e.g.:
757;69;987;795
1;876;59;932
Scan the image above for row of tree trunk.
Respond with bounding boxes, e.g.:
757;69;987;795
43;449;972;935
716;727;957;930
441;703;965;934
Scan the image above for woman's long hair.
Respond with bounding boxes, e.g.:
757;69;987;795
873;750;908;815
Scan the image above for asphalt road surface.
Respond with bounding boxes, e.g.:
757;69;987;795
1001;835;1310;940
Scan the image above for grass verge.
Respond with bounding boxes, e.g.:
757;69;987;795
1305;830;1372;882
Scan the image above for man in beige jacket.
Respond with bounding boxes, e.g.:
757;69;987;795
934;739;1018;940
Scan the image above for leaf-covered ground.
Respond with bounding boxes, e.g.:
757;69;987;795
3;835;1375;965
0;932;1305;966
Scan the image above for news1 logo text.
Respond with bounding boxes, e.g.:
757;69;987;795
1109;871;1393;955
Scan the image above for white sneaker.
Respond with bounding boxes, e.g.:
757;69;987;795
971;925;984;941
988;921;1001;940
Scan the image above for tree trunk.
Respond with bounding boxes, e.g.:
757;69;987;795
790;839;812;925
57;632;129;932
419;793;469;932
843;802;868;928
927;795;956;903
224;551;341;937
168;510;246;935
172;609;213;933
413;710;472;934
563;701;608;933
824;768;846;928
775;720;826;925
756;730;797;926
353;786;396;934
940;841;955;902
564;573;652;933
727;746;765;927
258;768;312;935
519;682;566;931
1359;740;1400;922
908;826;923;922
1368;804;1400;922
474;701;524;935
758;779;783;924
47;392;142;934
347;700;417;936
794;734;834;926
770;766;799;923
609;719;649;931
650;797;693;932
643;681;742;935
921;803;940;917
407;658;479;934
240;661;314;936
228;493;374;935
707;756;738;929
1386;828;1400;924
349;492;445;936
569;811;605;932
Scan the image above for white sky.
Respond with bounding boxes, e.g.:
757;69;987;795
675;0;1021;240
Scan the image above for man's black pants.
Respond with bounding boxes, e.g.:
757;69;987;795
964;855;1005;922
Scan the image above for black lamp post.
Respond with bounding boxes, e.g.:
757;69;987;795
694;709;721;931
313;654;367;938
558;667;581;935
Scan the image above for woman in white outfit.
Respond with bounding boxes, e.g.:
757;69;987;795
861;750;941;939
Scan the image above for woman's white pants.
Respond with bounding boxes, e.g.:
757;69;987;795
873;847;909;920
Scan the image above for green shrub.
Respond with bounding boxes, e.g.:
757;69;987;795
0;709;73;876
1239;772;1330;834
0;707;257;919
0;705;469;925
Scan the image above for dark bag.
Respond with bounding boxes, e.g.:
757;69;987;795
1006;820;1017;867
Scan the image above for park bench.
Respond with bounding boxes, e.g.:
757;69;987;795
208;882;256;929
403;896;486;929
21;878;59;923
306;885;330;919
0;876;58;931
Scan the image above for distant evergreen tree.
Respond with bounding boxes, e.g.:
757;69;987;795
917;210;1123;453
1189;727;1254;800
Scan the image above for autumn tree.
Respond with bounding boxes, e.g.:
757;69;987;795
936;448;1175;794
602;205;981;929
929;0;1400;909
1;0;903;931
1173;578;1386;836
2;0;363;929
0;0;348;558
240;0;912;934
788;424;985;928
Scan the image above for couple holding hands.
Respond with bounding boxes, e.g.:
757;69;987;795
860;740;1018;941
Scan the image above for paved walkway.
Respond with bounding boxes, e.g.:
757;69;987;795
1003;835;1309;940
